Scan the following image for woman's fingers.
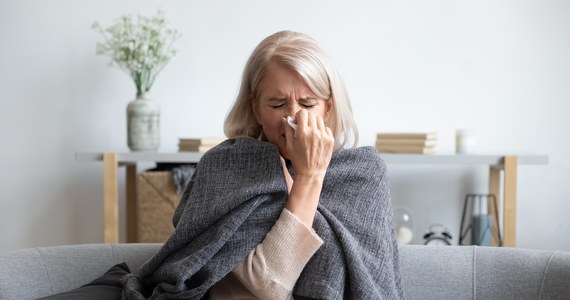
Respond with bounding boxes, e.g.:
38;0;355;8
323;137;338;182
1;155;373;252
325;126;333;140
286;109;335;178
283;117;296;158
307;110;317;133
295;109;309;135
316;115;326;133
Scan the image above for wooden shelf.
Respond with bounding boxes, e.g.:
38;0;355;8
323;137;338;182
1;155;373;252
381;153;548;166
76;151;548;166
76;151;548;246
76;151;204;164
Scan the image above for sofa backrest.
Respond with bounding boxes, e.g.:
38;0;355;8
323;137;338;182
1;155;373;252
1;244;569;299
399;245;570;299
0;243;161;299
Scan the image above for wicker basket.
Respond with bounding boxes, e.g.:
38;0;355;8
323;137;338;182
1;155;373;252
136;171;181;243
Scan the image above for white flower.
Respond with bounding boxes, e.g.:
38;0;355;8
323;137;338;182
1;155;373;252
92;10;181;96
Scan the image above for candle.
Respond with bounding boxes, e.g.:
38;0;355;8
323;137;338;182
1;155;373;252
456;129;476;154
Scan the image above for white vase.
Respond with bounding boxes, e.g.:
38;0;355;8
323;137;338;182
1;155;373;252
127;93;160;151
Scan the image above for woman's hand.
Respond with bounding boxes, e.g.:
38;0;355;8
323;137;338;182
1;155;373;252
282;109;334;228
283;109;334;180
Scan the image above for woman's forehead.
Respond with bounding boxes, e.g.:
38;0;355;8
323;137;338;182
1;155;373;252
258;68;313;96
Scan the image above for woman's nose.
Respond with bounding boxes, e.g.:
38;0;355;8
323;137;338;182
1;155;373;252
285;104;301;117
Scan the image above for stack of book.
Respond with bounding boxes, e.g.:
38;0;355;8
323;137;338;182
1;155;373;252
376;132;437;154
178;137;225;152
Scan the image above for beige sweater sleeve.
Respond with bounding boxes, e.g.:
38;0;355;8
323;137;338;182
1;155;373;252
209;208;323;299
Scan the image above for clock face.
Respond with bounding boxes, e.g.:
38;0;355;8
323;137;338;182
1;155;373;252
425;237;450;246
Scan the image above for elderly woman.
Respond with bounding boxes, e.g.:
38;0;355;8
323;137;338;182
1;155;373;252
124;31;403;300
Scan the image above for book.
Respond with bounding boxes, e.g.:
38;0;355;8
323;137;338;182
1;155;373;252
178;137;225;145
376;138;437;147
178;137;225;147
376;132;438;140
178;137;225;152
178;145;216;152
376;144;435;154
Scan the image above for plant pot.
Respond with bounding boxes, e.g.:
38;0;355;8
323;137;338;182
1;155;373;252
127;93;160;151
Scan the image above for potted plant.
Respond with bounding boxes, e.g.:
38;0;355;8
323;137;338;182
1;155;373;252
93;10;181;151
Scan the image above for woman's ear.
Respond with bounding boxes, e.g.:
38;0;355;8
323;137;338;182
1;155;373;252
324;98;334;120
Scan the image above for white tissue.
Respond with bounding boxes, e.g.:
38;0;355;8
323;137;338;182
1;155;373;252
287;116;297;131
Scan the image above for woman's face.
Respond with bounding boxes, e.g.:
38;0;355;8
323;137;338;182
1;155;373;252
252;66;332;159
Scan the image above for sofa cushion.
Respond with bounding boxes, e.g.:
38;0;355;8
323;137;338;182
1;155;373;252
36;262;129;300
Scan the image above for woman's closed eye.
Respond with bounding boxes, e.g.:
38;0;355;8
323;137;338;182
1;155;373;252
299;97;319;109
267;97;287;109
299;100;319;109
270;103;315;110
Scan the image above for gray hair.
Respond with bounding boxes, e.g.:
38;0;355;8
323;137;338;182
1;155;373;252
224;30;358;150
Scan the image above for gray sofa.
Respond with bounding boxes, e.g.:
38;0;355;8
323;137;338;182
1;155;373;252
1;244;569;299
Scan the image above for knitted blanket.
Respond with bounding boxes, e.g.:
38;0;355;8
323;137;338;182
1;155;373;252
123;137;403;299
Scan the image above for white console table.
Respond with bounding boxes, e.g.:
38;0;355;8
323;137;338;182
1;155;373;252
76;152;548;247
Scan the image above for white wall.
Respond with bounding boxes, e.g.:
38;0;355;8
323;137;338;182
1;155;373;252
1;0;569;251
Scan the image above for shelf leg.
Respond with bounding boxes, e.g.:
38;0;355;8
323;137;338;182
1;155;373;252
126;164;138;243
503;156;518;247
489;167;501;246
103;153;119;243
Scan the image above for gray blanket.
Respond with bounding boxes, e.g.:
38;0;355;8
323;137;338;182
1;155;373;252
123;137;403;299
